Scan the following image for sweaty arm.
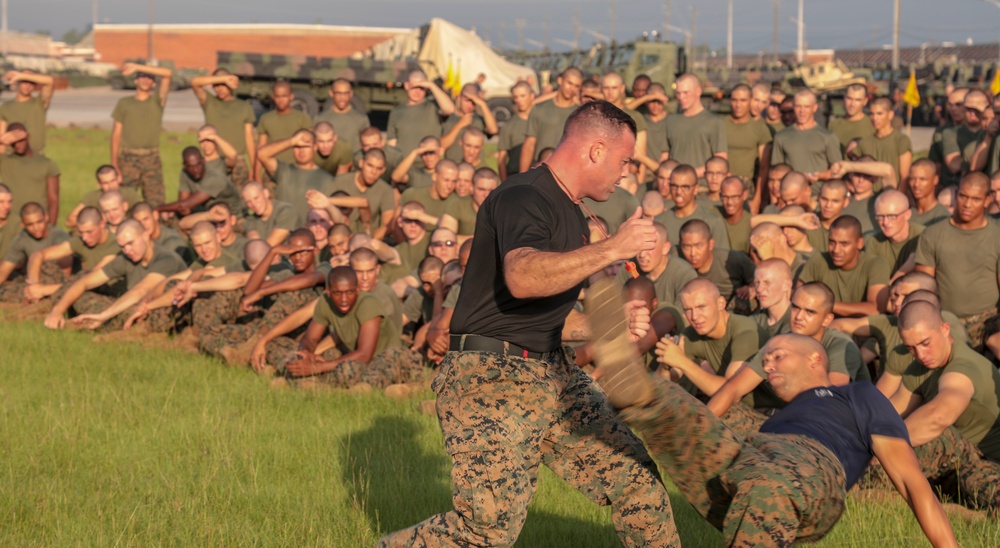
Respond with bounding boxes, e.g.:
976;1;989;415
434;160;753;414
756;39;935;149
519;136;538;173
74;273;166;327
707;365;765;417
871;435;957;547
902;372;975;447
25;241;73;284
250;298;319;371
832;284;886;318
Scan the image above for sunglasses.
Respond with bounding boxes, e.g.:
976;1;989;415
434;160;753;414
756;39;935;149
430;240;457;248
400;218;423;225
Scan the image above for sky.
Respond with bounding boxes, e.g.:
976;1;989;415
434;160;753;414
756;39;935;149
14;0;1000;54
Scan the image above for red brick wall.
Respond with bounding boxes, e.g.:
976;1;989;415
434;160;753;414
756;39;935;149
94;29;402;70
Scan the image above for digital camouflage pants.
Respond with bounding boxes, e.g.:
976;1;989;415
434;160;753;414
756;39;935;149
620;379;846;547
267;340;425;389
119;150;164;207
0;262;65;303
860;426;1000;512
198;289;318;357
379;349;679;547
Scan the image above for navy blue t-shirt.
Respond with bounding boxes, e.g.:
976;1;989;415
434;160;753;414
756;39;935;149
760;382;910;488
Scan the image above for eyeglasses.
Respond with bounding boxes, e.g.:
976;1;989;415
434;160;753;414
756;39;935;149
430;240;457;248
875;213;903;222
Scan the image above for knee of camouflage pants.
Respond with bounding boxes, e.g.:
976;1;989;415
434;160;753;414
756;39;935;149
119;151;165;207
231;158;251;191
192;290;241;328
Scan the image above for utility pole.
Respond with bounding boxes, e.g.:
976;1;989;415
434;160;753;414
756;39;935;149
892;0;900;71
797;0;804;63
610;0;616;42
727;0;733;69
148;0;155;62
664;0;671;42
691;6;698;68
772;0;779;63
93;0;99;30
516;18;525;50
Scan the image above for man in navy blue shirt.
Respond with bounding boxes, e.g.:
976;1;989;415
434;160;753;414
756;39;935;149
597;329;956;546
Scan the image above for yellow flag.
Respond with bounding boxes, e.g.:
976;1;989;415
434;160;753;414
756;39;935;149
903;70;921;108
451;60;462;97
991;67;1000;96
445;58;456;94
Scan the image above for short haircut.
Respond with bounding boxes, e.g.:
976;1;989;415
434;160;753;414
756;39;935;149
244;239;271;267
705;156;729;171
363;147;387;164
349;247;378;264
77;207;104;226
181;146;202;160
846;83;867;95
820;179;848;195
795;282;835;313
190;220;217;239
130;202;153;217
95;164;118;180
911;158;938;176
830;215;862;239
901;289;941;309
894;270;939;294
418;255;444;275
510;81;534;94
329;223;353;239
730;83;751;97
435;159;459;175
560;66;583;80
326;265;357;288
561;101;638;144
681;277;721;300
898;300;944;331
0;183;10;196
679;219;713;240
624;275;656;302
288;227;316;246
959;172;990;193
871;96;893;111
473;167;500;185
19;202;44;218
359;126;382;140
331;77;353;89
671;164;697;181
314;121;335;134
117;219;145;237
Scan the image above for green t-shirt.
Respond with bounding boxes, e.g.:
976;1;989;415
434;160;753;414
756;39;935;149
664;109;728;169
722;117;772;181
101;243;186;290
177;159;242;215
273;161;336;226
386;100;443;156
370;280;403;335
910;203;950;228
771;125;842;175
3;226;69;267
498;114;530;176
402;287;434;326
403;165;435;190
313;292;401;356
750;307;791;338
766;120;785;135
525;100;575;161
897;341;1000;460
355;146;405;182
0;153;60;214
864;223;924;275
0;96;47;152
326;172;396;231
399;186;453;221
654;203;731;249
915;218;1000;317
69;232;120;271
443;282;462;310
928;123;958;187
395;233;431;271
441;113;486;162
314;107;371;152
191;247;239;270
580;190;640;234
681;313;764;396
647;258;699;310
0;219;20;263
443;195;478;236
202;95;254;156
81;187;142;210
842;195;877;236
692;248;755;301
245;200;297;240
799;251;890;305
942;125;986;174
221;234;248;262
871;311;966;379
856;131;912;186
645;114;669;163
722;212;752;255
828;116;875;153
314;140;354;176
257;109;312;163
111;96;163;149
154;227;192;264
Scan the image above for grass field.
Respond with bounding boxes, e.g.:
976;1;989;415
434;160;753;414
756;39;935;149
3;128;994;544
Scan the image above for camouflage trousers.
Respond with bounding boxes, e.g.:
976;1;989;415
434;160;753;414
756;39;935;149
231;156;251;191
958;308;997;350
721;402;769;441
0;263;67;303
69;291;131;333
191;289;244;328
860;426;1000;512
379;349;679;547
119;149;164;207
620;379;846;547
269;341;425;389
198;289;317;357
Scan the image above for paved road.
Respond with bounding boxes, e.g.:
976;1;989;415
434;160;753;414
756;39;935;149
44;86;936;152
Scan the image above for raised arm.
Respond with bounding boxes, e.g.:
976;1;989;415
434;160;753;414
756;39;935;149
190;74;239;108
6;71;55;108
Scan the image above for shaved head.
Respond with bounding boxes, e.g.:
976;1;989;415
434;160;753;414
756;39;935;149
895;271;938;294
875;189;910;212
765;333;829;372
898;300;944;331
681;277;721;300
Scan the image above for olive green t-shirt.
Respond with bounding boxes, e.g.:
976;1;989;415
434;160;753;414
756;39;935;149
681;313;765;396
623;107;647;133
864;223;924;275
915;218;1000;317
0;219;20;263
771;125;842;175
443;195;478;236
153;226;192;264
871;311;966;378
0;153;60;214
386;100;443;156
750;307;791;338
693;248;755;301
928;123;958;188
3;226;70;267
441;113;486;162
828;116;874;153
273;161;336;226
897;341;1000;460
326;172;396;231
111;96;164;149
203;95;255;156
799;251;890;305
443;282;462;310
645;114;669;163
314;292;401;356
400;186;454;221
177;159;243;215
525;100;575;161
722;117;772;181
69;232;120;271
403;165;435;190
842;196;877;236
647;258;699;310
395;233;431;272
722;212;752;255
355;146;405;182
101;243;186;290
81;187;142;210
664;109;728;169
766;120;785;135
910;203;950;227
221;234;248;262
257;109;312;163
245;200;297;240
856;131;912;186
191;247;239;270
369;281;403;335
0;96;47;152
942;125;986;174
654;203;731;249
402;287;434;325
580;190;640;234
314;107;370;152
498;114;530;176
314;140;354;176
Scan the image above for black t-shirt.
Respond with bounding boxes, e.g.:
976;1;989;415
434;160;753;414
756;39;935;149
450;166;589;352
760;382;910;489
